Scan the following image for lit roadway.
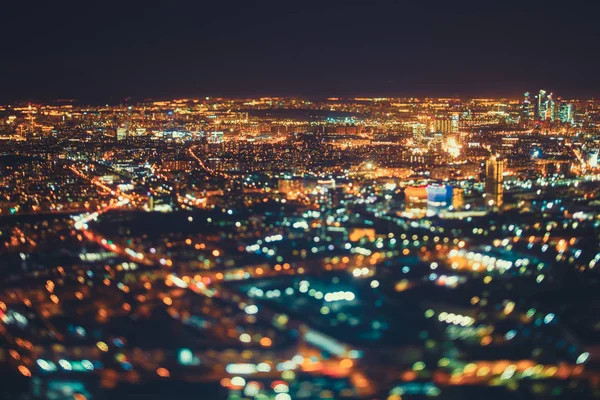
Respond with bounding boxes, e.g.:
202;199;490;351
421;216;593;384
188;145;231;179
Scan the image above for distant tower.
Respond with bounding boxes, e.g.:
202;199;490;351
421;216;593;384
537;89;547;120
485;155;504;208
522;92;533;122
558;100;573;124
27;103;35;137
451;113;460;133
546;93;556;122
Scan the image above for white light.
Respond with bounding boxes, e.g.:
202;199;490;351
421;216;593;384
239;333;251;343
244;305;258;315
81;359;94;371
230;376;247;386
544;313;555;324
256;362;271;372
59;359;72;371
227;364;257;375
576;352;590;365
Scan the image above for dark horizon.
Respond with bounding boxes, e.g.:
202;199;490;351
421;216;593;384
2;0;600;103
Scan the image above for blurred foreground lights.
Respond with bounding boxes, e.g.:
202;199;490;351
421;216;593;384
37;359;57;372
412;361;426;371
256;363;271;372
577;352;590;365
59;359;72;371
244;381;262;397
505;330;517;340
239;333;251;343
245;305;259;315
18;365;31;377
544;313;555;324
438;312;474;326
156;367;170;378
324;291;355;302
82;360;94;371
230;376;246;387
97;341;109;352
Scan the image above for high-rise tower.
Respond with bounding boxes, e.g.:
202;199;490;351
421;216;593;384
522;92;534;122
485;155;504;208
537;89;547;120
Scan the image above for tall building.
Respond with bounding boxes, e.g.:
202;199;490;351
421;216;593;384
522;92;534;122
546;93;556;121
537;89;547;120
434;118;453;135
558;101;574;124
426;184;453;215
412;123;427;143
452;187;465;210
485;155;504;207
536;90;558;121
451;113;460;132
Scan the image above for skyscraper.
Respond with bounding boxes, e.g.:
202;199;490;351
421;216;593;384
522;92;534;122
434;118;453;135
412;123;427;143
537;89;547;120
546;93;556;121
558;101;574;124
485;155;504;207
451;113;460;132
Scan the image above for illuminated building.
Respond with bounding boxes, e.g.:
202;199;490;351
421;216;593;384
270;125;287;135
558;101;574;124
485;155;504;207
404;186;428;209
522;92;534;121
451;113;460;132
546;93;556;121
426;184;453;214
117;127;127;141
537;89;547;120
433;118;453;135
536;90;556;121
452;187;464;209
589;151;599;168
333;125;360;135
207;131;224;144
412;123;427;142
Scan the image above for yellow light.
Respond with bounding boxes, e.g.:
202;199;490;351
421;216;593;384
97;341;109;352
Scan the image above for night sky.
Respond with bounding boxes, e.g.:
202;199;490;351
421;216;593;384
2;0;600;102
